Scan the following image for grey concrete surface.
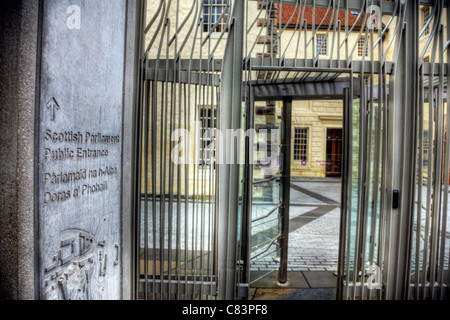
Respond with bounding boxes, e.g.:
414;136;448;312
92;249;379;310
0;0;40;300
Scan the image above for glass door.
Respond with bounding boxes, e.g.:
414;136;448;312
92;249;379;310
249;100;283;283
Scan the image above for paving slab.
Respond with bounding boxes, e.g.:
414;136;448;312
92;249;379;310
251;271;310;289
253;288;337;300
302;271;337;288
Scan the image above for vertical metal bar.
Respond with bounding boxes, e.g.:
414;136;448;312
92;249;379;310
391;0;418;299
441;6;450;299
377;62;388;302
337;87;350;300
278;97;292;285
360;16;374;300
135;58;145;299
430;24;444;300
132;0;146;300
416;64;425;300
376;5;388;299
217;0;245;299
436;23;446;300
143;71;150;301
368;22;380;301
160;18;170;299
422;12;439;299
151;81;158;300
343;73;354;300
183;82;189;299
242;83;255;295
352;52;366;301
344;0;348;65
168;71;174;301
173;0;181;300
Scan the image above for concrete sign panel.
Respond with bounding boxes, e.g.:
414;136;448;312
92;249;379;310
37;0;126;300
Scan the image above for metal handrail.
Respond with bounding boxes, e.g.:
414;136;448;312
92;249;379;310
252;176;280;185
251;203;282;223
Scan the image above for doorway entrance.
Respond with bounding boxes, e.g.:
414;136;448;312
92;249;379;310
326;129;343;177
248;97;345;300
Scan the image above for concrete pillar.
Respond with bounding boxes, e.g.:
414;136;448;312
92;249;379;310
0;0;140;300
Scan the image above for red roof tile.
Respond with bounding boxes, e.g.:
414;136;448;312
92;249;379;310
278;4;366;28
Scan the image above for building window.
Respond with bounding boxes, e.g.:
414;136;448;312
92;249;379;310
422;7;431;36
199;106;217;166
203;0;229;33
294;128;308;164
316;34;327;56
358;36;368;57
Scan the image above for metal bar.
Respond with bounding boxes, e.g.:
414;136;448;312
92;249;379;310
138;278;217;296
343;71;354;300
159;17;170;299
217;0;245;299
278;97;292;284
250;234;281;260
145;0;164;35
367;24;378;301
241;82;255;298
351;41;366;301
443;5;450;299
253;177;280;185
337;87;350;300
250;59;395;74
143;72;150;301
415;64;425;300
376;13;389;300
436;23;446;300
390;0;419;299
252;203;282;223
147;59;223;72
429;24;444;301
359;25;370;299
421;8;440;298
134;0;147;300
146;69;221;86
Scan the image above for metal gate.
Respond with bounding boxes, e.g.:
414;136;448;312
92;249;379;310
134;0;449;300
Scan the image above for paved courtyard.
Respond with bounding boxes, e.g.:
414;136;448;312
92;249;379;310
250;178;450;279
250;178;341;273
139;177;449;280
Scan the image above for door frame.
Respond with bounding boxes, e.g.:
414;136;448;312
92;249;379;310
240;79;359;298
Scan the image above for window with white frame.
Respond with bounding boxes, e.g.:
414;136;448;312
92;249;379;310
199;106;217;166
316;34;328;56
358;36;368;57
203;0;229;33
294;128;308;164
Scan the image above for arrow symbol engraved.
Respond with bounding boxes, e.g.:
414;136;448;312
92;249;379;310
47;97;60;121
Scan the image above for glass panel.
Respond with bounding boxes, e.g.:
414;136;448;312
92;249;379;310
343;98;360;283
250;101;282;282
343;93;386;298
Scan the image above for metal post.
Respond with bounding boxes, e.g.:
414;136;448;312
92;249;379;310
217;0;245;300
241;84;255;298
278;97;292;284
385;0;419;300
337;87;350;300
132;0;146;300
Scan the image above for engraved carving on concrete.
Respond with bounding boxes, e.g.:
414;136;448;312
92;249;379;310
43;215;119;300
46;97;60;121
